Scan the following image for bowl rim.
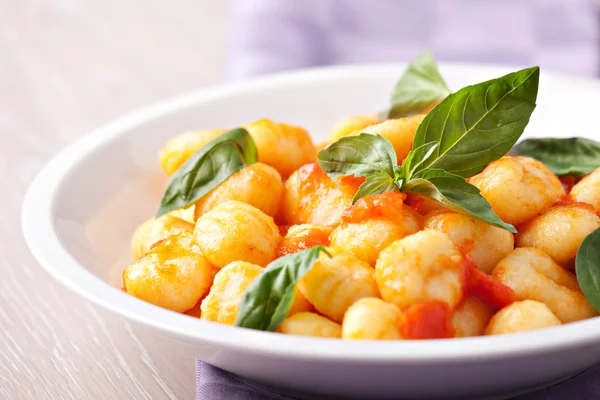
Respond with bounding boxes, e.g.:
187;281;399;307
22;62;600;363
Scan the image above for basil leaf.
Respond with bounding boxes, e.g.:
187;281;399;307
412;66;539;178
352;172;399;204
235;246;330;331
576;228;600;313
403;169;516;233
157;128;257;217
318;133;397;180
511;137;600;177
400;141;440;181
382;50;451;119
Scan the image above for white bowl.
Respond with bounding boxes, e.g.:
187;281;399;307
22;63;600;399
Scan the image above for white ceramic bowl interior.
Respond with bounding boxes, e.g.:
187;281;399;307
22;64;600;399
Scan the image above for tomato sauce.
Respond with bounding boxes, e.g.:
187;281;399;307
463;256;515;310
341;192;407;223
338;175;366;188
399;301;455;339
559;175;581;194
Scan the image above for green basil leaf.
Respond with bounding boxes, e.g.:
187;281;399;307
400;141;440;181
576;228;600;313
318;133;397;180
382;50;451;119
403;169;516;233
157;128;257;217
235;246;331;331
352;172;399;204
412;66;540;178
511;137;600;177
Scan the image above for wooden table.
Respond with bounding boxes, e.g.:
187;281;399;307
1;2;228;398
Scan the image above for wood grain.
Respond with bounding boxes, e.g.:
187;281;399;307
0;1;229;398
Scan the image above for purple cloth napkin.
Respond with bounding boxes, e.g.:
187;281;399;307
196;360;600;400
196;1;600;398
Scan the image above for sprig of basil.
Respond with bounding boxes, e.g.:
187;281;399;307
402;169;516;232
318;133;397;180
576;228;600;313
511;137;600;177
412;66;539;178
381;50;451;119
235;246;330;331
157;128;257;217
400;141;440;181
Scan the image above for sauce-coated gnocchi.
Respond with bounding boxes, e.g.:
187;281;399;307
123;232;213;312
193;162;283;220
469;156;564;226
124;111;600;342
194;200;280;268
375;230;464;309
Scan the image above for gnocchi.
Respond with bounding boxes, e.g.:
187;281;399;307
193;162;283;220
194;200;280;268
280;163;358;226
244;119;316;178
342;297;402;340
375;230;465;309
159;129;226;176
571;167;600;210
298;248;379;323
330;193;422;265
424;211;514;274
469;156;564;226
123;232;213;312
516;203;600;269
360;115;426;162
484;300;561;335
200;261;263;325
278;312;341;338
124;105;600;342
130;214;194;260
492;248;597;323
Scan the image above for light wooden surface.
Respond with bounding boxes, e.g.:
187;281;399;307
1;1;229;398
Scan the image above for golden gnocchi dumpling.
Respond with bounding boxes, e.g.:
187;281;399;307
492;247;597;323
469;156;564;226
375;230;464;310
193;163;283;219
130;215;195;260
123;232;213;312
452;296;493;337
298;248;379;323
484;300;561;335
424;211;514;274
280;163;358;227
330;195;422;265
278;312;341;338
328;114;380;142
194;201;280;268
159;129;226;176
200;261;263;325
516;204;600;269
244;119;316;178
342;297;402;340
571;167;600;210
360;115;426;162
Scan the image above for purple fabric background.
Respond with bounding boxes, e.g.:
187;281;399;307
197;1;600;398
227;0;599;80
